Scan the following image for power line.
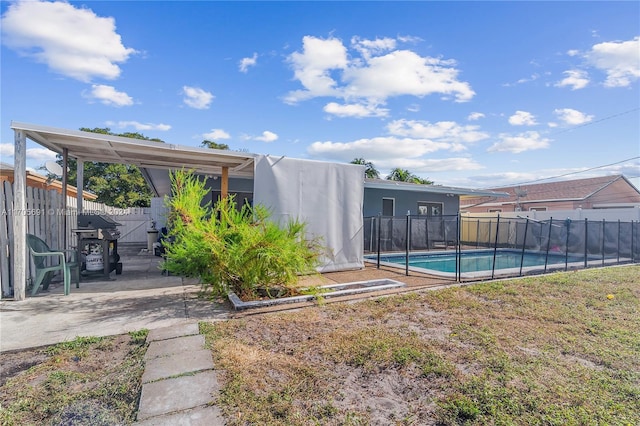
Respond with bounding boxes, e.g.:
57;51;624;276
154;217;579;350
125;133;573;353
547;107;640;137
483;156;640;189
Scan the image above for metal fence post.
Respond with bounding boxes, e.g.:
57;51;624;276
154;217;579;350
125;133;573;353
544;217;553;273
457;213;461;282
376;214;381;269
405;212;410;276
491;215;500;280
617;220;621;264
584;218;588;268
565;219;571;271
601;219;606;267
519;218;529;276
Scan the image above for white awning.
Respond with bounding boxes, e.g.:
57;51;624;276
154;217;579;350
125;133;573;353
11;121;256;196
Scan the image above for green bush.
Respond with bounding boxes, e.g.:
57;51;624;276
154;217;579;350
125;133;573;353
163;170;322;299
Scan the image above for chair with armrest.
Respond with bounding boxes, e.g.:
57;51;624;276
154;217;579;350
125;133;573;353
26;234;79;296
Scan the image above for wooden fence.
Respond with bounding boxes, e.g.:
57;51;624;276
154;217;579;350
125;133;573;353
1;181;152;298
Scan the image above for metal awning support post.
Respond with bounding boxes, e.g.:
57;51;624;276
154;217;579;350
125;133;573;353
62;148;68;251
76;159;83;215
12;129;27;301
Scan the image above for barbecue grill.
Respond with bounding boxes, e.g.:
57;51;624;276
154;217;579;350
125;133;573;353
74;214;123;278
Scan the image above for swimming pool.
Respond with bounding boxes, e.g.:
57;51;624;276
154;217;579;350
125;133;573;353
366;249;586;278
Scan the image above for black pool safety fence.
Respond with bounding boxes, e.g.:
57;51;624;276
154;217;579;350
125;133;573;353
363;214;640;282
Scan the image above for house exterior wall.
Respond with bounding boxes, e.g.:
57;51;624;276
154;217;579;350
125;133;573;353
587;179;640;207
363;187;459;217
462;176;640;213
205;176;254;205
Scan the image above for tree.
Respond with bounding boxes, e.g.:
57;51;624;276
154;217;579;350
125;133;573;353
55;128;164;208
200;140;230;150
164;169;322;299
350;158;380;179
386;168;434;185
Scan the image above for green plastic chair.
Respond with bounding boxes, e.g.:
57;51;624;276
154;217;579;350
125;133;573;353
27;234;79;296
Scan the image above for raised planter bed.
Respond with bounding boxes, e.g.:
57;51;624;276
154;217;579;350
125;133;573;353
228;278;406;311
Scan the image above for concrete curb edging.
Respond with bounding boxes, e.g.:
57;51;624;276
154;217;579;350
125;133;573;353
228;278;406;310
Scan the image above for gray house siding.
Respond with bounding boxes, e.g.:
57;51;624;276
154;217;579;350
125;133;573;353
205;177;254;205
363;188;459;217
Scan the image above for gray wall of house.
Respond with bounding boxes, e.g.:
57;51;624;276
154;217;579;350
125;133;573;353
205;177;254;205
363;188;459;217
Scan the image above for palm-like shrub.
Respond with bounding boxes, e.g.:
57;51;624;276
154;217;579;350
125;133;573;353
163;170;322;299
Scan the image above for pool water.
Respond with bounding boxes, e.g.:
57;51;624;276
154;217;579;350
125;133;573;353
370;250;583;274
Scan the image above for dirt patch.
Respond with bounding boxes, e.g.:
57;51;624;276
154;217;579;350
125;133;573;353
0;333;147;425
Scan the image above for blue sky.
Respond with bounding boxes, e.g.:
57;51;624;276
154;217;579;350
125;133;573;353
1;1;639;189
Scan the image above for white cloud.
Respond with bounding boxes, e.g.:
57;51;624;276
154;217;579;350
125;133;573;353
285;35;474;105
285;36;348;103
585;36;640;87
111;121;171;131
1;0;136;82
323;102;388;118
555;69;589;90
239;53;258;73
254;131;278;143
376;157;483;173
351;36;397;59
508;111;537;126
182;86;214;109
467;112;485;121
26;147;57;161
308;137;450;162
554;108;594;126
0;143;15;157
488;131;551;154
387;119;489;144
203;129;231;140
84;84;133;106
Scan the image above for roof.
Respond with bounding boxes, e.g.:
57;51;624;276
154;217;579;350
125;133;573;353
364;178;510;198
461;175;640;206
11;121;257;196
1;162;98;200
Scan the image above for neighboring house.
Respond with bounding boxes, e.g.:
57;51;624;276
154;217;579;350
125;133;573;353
363;178;508;217
0;162;97;201
461;175;640;213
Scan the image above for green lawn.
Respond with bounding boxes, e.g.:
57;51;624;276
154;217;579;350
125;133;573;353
201;265;640;425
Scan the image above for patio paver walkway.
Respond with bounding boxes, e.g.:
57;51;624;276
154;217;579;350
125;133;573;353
135;322;225;425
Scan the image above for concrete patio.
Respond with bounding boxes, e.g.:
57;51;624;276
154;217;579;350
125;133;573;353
0;243;232;352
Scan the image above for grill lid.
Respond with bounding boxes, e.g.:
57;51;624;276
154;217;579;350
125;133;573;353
77;213;122;229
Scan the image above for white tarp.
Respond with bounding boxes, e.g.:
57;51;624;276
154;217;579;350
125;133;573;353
253;155;364;272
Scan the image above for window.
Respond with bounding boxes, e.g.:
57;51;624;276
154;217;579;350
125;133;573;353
488;209;502;213
382;198;395;216
417;202;443;216
529;207;547;211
